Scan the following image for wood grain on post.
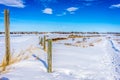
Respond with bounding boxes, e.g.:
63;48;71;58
44;36;46;51
47;39;52;73
4;9;10;65
40;38;43;46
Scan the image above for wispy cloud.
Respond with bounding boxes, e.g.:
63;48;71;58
35;0;57;7
67;7;79;12
110;4;120;8
56;12;66;16
0;0;25;8
81;0;99;7
42;8;53;14
66;7;79;14
36;0;57;2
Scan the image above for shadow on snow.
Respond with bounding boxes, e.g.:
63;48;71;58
32;54;48;69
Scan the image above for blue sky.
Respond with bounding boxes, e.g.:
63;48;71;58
0;0;120;32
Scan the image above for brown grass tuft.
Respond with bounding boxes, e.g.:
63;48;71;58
0;45;36;73
51;38;67;42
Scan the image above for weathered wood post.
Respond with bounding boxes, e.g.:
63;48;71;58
4;9;11;65
40;37;43;46
39;36;41;45
43;36;46;51
47;39;52;73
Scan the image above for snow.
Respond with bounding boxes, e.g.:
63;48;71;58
52;39;114;80
0;34;120;80
0;34;39;62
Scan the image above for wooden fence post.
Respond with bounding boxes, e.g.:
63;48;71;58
40;38;43;46
47;39;52;73
4;9;11;65
43;36;46;51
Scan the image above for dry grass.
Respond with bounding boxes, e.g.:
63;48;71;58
64;42;87;48
68;35;83;38
68;35;101;38
118;42;120;44
114;34;120;36
89;43;94;46
64;43;72;46
113;39;120;41
0;45;38;73
64;38;102;48
50;38;68;42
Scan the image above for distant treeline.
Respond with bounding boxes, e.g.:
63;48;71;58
0;32;120;34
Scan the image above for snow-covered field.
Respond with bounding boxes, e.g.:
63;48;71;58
0;34;120;80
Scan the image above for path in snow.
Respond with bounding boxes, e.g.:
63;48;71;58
52;40;114;80
0;39;115;80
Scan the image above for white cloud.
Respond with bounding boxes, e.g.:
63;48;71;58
66;7;79;12
0;0;25;8
110;4;120;8
43;8;53;14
